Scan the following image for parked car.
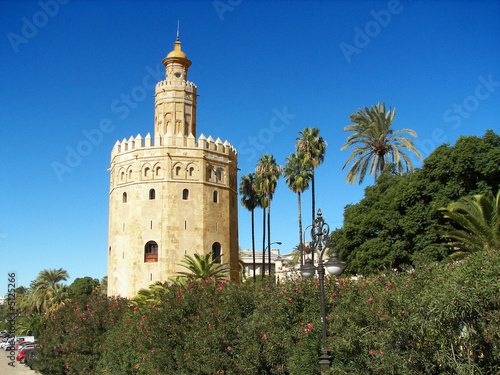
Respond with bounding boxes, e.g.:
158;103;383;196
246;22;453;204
17;348;34;364
17;341;37;352
1;338;15;350
16;339;37;350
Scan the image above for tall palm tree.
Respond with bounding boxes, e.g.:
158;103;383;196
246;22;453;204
341;102;421;184
176;253;229;282
296;127;327;225
255;154;282;276
435;190;500;255
239;173;259;282
283;152;312;266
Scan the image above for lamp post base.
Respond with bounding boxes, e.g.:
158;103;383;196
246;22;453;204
319;352;331;372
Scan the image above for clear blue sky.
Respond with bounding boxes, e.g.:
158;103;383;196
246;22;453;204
1;0;499;292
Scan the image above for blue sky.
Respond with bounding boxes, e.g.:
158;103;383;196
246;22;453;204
1;0;499;292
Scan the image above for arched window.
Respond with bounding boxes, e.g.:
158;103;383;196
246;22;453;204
176;166;181;176
149;189;155;200
122;192;127;203
120;171;125;182
212;242;221;263
183;189;189;200
155;166;162;177
144;241;158;262
213;190;218;203
189;167;194;177
128;169;133;180
144;167;150;177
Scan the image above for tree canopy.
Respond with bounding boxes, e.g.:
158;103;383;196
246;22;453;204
332;130;500;275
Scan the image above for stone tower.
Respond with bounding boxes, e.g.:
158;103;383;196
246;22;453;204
107;36;239;298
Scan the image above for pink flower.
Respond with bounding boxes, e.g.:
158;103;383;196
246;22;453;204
368;298;373;302
264;334;268;340
295;288;300;292
380;351;384;355
227;346;232;351
288;298;292;303
370;350;375;355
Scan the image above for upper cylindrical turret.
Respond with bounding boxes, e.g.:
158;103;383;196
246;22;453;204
154;35;197;138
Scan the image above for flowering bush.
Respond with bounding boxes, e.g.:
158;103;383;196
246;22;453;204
35;294;131;374
35;250;500;374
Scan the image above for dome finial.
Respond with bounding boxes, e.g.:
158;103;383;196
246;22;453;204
176;20;180;41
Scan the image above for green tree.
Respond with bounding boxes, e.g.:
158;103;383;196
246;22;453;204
296;127;327;224
98;276;107;297
255;154;282;276
68;277;100;299
176;253;229;282
283;152;312;266
435;190;500;256
341;102;421;184
333;131;500;274
239;173;259;281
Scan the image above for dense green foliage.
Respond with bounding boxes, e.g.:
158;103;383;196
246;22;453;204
435;190;500;254
33;249;500;374
68;277;100;299
333;131;500;275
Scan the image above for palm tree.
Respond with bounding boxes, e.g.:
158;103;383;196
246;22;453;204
31;268;69;313
239;173;259;282
16;314;42;336
296;127;327;225
130;284;165;306
341;102;421;184
435;190;500;255
176;253;229;282
255;154;282;276
283;152;312;266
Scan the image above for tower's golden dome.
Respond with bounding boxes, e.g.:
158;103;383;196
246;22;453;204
162;38;192;68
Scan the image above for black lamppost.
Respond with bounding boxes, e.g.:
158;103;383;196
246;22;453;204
266;241;282;276
300;209;345;372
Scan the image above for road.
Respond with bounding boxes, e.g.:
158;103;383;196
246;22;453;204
0;348;36;374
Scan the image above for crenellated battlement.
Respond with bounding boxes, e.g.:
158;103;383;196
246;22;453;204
155;79;197;91
111;132;237;160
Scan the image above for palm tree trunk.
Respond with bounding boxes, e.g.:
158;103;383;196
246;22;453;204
268;200;272;276
311;172;316;264
262;207;266;277
298;191;303;266
312;172;316;225
251;209;256;283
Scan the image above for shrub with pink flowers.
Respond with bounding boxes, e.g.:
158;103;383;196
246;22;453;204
34;250;500;374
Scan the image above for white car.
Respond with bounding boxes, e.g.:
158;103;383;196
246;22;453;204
1;338;14;350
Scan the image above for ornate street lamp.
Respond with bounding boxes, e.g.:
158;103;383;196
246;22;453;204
300;209;346;371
